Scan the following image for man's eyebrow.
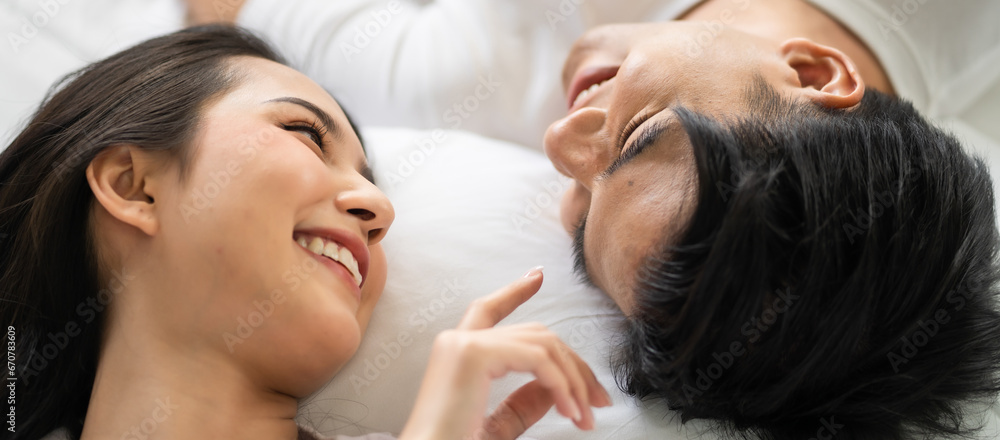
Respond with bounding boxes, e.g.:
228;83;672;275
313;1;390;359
265;97;339;140
601;119;670;178
572;214;596;287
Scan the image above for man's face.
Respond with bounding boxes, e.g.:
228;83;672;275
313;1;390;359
544;22;804;313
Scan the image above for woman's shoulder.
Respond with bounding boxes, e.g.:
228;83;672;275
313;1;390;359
298;425;397;440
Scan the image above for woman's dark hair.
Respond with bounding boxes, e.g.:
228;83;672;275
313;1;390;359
0;25;286;439
615;78;1000;440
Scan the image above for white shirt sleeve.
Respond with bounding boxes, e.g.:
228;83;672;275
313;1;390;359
236;0;697;149
237;0;584;148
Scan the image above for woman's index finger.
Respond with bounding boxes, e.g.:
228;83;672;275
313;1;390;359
457;268;544;330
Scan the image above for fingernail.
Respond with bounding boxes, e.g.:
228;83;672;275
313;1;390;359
567;399;582;422
601;387;613;407
523;266;544;278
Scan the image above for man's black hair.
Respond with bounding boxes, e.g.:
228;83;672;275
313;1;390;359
614;78;1000;440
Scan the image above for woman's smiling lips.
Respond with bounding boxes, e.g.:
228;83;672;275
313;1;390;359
292;227;371;299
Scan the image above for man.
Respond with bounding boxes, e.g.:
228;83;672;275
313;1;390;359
190;0;1000;438
545;15;1000;440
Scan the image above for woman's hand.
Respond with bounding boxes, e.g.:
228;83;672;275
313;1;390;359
184;0;246;25
399;267;612;440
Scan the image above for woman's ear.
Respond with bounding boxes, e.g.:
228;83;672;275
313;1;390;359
780;38;865;109
86;145;161;236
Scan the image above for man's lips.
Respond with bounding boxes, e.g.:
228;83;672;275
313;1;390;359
565;65;619;111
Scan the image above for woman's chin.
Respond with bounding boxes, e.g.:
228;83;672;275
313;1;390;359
274;351;358;398
252;325;362;396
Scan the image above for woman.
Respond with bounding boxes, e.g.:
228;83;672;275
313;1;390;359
0;26;609;440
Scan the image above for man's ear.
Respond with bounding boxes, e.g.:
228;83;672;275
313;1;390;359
86;145;160;236
780;38;864;109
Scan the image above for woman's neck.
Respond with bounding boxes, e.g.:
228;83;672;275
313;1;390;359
79;288;300;440
682;0;895;94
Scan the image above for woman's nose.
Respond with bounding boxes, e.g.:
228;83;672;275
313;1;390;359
543;107;615;189
336;178;394;245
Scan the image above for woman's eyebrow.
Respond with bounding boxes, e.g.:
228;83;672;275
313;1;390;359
265;96;339;139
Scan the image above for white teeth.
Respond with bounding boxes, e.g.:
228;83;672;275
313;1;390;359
572;78;611;108
338;247;362;285
308;237;324;254
338;247;352;269
295;234;363;288
323;241;339;258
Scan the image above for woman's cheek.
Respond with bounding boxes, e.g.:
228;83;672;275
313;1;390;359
357;243;387;331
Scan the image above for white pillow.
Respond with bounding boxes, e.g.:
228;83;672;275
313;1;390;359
295;127;710;439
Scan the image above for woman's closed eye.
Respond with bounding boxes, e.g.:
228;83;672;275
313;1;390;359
283;121;328;151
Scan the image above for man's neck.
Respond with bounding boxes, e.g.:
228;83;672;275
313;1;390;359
682;0;895;95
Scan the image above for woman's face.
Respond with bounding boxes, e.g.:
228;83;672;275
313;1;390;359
131;56;393;396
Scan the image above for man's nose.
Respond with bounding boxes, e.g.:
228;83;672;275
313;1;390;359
542;107;615;189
